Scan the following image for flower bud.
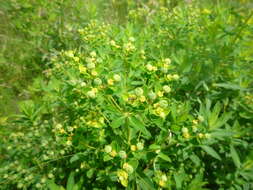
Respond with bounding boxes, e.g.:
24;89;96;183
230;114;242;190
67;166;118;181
87;62;95;69
94;78;102;85
90;51;96;57
136;142;144;150
107;79;114;85
110;150;117;157
87;90;96;98
123;163;134;174
172;74;179;80
159;100;168;108
198;115;204;122
104;145;112;153
163;85;171;93
164;58;171;64
146;64;153;71
135;87;144;96
148;91;157;100
118;150;127;159
131;145;137;151
181;127;188;133
113;74;121;82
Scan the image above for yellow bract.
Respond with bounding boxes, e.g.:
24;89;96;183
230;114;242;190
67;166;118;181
117;170;128;187
107;79;114;85
79;65;87;73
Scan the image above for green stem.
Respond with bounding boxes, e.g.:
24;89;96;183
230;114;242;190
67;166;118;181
231;11;253;46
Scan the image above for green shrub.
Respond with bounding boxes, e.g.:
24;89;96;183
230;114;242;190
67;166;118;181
1;1;253;189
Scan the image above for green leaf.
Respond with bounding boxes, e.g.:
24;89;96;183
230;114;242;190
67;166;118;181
211;112;232;130
213;83;246;91
67;172;75;190
47;180;65;190
230;145;241;168
200;145;221;160
208;102;221;127
174;173;184;189
187;173;207;190
149;144;161;150
87;169;95;179
70;154;79;163
136;172;155;190
210;129;234;140
131;81;144;85
103;154;113;162
129;159;139;171
129;116;151;139
111;116;125;128
158;152;171;162
189;154;201;166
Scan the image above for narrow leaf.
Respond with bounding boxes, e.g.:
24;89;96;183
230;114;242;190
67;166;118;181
129;116;151;138
158;152;171;162
230;145;241;168
200;145;221;160
174;173;184;189
136;172;155;190
67;172;75;190
111;116;125;128
47;180;65;190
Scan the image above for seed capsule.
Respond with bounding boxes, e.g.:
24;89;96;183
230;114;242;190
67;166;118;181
135;87;144;96
94;78;102;85
163;85;171;93
104;145;112;153
118;150;127;159
113;74;121;82
159;100;168;108
148;91;157;100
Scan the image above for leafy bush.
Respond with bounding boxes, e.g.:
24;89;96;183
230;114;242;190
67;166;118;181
0;0;121;115
1;1;253;189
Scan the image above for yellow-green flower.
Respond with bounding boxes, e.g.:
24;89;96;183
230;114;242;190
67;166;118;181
118;150;127;159
135;87;144;96
90;51;97;57
146;63;153;71
181;127;188;134
163;85;171;93
157;91;164;97
183;132;190;139
136;142;144;150
113;74;121;82
139;95;146;102
148;91;157;100
104;145;112;153
172;74;179;80
123;163;134;174
164;58;171;64
91;70;98;76
73;57;80;62
131;145;137;151
159;100;168;108
107;79;114;85
79;65;87;73
94;78;102;85
110;150;117;157
117;170;128;187
87;90;96;98
65;50;74;58
87;62;96;69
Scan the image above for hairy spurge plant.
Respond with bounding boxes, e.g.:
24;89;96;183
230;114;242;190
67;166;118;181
1;1;253;189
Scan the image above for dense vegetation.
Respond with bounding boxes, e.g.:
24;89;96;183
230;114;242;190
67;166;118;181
1;0;253;189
